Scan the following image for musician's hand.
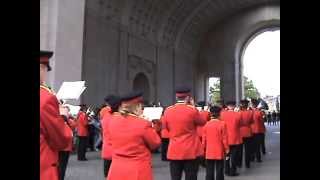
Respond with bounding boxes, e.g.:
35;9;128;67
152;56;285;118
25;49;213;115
60;106;69;117
151;119;160;123
189;97;195;106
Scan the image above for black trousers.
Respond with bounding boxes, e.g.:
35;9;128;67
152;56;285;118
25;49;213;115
87;126;95;151
169;159;198;180
77;136;88;160
252;133;264;161
267;119;271;125
58;151;70;180
239;137;253;168
161;138;169;161
225;145;239;175
237;143;243;167
103;159;112;177
206;160;224;180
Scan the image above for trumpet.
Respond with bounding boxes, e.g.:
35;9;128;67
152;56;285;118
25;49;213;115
86;107;95;117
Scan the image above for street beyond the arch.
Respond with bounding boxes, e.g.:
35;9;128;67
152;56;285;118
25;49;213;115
64;125;280;180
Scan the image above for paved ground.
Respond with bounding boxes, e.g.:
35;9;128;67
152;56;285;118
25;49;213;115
65;124;280;180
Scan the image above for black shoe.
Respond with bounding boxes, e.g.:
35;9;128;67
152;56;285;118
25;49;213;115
246;165;250;168
257;160;262;163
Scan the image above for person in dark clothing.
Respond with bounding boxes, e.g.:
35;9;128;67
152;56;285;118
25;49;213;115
272;111;277;126
276;111;280;125
267;112;272;126
87;123;95;151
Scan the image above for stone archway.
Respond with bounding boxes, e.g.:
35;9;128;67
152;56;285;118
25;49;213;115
237;20;280;99
133;72;151;104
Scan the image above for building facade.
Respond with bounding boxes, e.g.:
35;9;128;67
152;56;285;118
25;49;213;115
40;0;280;107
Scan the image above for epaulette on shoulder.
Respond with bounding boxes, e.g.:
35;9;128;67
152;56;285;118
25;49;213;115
40;85;54;95
186;104;197;109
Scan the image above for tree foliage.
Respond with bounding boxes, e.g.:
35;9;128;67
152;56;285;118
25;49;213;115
243;76;260;99
209;79;221;104
208;76;260;104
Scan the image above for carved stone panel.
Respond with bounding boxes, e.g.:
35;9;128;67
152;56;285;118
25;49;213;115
127;55;156;103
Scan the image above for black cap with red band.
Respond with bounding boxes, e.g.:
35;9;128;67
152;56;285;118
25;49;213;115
121;91;144;104
175;86;191;98
40;50;53;71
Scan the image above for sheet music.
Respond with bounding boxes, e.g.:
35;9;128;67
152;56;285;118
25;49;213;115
56;81;86;100
196;107;202;111
143;107;163;121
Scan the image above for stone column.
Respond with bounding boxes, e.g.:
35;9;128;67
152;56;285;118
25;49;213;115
118;29;129;95
40;0;86;105
221;61;237;103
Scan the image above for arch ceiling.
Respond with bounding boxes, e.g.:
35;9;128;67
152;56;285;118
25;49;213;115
87;0;279;50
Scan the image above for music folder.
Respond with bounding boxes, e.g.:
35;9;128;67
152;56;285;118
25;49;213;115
143;107;163;121
56;81;86;100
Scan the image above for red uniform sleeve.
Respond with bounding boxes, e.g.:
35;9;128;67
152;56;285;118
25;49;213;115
67;118;77;130
222;123;229;153
142;122;161;150
249;111;254;125
202;125;207;150
40;95;73;150
238;112;245;127
161;114;169;131
194;109;206;126
78;113;88;126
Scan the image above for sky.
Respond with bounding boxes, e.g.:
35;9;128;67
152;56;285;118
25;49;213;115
243;30;280;97
209;30;280;97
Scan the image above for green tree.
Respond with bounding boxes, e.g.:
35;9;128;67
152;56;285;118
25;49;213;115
244;76;260;99
209;79;221;104
208;77;260;104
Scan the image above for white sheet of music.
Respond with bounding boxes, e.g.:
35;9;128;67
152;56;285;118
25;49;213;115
143;107;163;121
56;81;86;100
196;107;202;111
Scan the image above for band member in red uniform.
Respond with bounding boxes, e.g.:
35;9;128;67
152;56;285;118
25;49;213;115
251;99;265;162
40;50;73;180
101;95;121;178
77;104;89;161
107;91;161;180
151;119;162;152
162;87;206;180
238;99;254;168
220;101;242;176
196;101;211;139
202;106;229;180
58;106;76;180
100;96;113;119
196;101;210;167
